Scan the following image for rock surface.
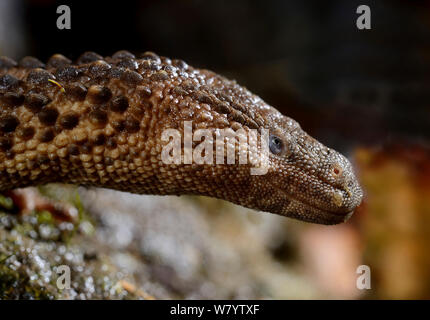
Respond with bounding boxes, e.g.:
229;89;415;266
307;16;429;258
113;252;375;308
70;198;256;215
0;184;319;299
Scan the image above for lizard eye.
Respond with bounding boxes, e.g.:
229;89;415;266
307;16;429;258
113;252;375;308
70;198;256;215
269;135;283;155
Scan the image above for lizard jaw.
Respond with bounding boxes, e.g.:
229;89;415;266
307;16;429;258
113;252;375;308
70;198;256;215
281;196;358;225
264;176;363;224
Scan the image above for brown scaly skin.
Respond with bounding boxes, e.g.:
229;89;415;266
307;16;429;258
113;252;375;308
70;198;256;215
0;51;363;225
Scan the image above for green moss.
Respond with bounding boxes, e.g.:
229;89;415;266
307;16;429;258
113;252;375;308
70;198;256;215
0;185;135;300
0;236;57;299
0;263;55;299
0;194;14;211
37;210;54;225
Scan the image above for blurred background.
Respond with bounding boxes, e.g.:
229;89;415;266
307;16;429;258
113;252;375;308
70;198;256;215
0;0;430;299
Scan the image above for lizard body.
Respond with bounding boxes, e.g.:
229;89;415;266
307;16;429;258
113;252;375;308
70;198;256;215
0;51;362;224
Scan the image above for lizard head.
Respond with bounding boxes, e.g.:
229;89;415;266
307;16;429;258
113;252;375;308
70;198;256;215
249;107;363;225
168;67;363;225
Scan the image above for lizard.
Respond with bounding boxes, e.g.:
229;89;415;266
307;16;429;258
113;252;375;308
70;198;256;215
0;50;363;225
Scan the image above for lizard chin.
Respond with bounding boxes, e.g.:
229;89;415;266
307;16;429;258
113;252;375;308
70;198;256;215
280;197;358;225
264;173;363;225
265;177;363;225
285;181;363;225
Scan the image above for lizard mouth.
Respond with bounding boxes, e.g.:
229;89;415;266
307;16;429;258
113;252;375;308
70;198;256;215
284;196;357;225
270;173;363;225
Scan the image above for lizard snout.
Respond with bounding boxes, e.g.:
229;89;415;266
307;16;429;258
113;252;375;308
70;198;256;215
328;160;363;217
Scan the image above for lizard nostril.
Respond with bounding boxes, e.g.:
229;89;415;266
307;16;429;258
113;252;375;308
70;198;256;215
332;164;342;177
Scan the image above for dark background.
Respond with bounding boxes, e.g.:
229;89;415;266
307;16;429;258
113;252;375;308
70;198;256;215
12;0;430;156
